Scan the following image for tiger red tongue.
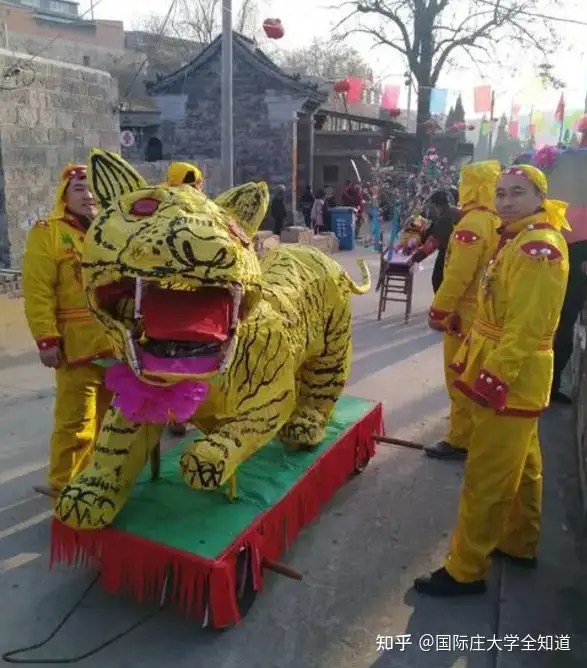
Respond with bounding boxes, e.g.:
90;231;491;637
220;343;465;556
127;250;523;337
141;287;232;343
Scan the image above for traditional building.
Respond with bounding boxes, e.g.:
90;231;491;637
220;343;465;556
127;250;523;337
145;33;326;210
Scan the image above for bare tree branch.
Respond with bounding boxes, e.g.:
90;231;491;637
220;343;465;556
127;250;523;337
136;0;264;44
334;0;563;135
272;36;373;81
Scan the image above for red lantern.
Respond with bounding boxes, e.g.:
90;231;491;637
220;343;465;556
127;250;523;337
333;79;350;94
388;108;401;118
262;18;284;40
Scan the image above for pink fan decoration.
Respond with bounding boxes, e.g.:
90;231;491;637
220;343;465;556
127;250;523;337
105;363;210;425
534;145;559;170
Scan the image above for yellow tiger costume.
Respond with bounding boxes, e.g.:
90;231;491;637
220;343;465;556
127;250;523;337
54;149;371;530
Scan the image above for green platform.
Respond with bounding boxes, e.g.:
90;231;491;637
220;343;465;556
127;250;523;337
113;396;376;560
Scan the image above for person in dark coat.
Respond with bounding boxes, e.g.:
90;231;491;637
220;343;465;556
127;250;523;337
270;186;287;236
323;189;337;232
551;242;587;404
411;189;462;292
299;185;314;228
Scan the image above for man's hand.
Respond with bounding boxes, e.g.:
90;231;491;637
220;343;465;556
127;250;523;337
427;318;445;332
39;346;63;368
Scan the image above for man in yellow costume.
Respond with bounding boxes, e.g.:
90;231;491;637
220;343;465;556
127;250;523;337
425;161;502;460
166;161;204;190
22;165;112;492
414;165;569;596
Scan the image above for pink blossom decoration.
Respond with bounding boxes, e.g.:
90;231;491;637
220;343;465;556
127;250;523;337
105;362;209;424
534;145;559;170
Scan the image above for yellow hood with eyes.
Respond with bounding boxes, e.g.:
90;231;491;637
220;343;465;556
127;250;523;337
82;149;269;360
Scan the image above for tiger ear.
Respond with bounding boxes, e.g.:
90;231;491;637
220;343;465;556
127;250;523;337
214;182;269;236
88;148;148;209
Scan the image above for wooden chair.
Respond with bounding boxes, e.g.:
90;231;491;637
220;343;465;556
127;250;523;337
376;255;414;324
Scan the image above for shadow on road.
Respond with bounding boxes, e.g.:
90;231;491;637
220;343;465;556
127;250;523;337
350;332;442;385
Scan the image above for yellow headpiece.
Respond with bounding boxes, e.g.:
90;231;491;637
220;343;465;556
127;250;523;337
459;160;501;211
167;162;203;188
49;164;87;220
502;165;571;231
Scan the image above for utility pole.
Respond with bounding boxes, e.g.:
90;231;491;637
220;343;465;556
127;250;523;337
487;90;496;156
404;70;412;132
221;0;234;190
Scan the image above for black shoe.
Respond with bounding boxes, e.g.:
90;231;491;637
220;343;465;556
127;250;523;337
168;422;187;437
550;391;572;405
492;549;537;569
424;441;467;460
414;567;486;597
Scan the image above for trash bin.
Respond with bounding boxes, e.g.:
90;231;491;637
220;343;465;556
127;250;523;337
331;207;356;251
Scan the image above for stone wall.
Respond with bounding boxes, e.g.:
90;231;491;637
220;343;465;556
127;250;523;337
2;29;127;71
132;159;223;196
0;48;119;268
152;44;305;210
0;7;126;71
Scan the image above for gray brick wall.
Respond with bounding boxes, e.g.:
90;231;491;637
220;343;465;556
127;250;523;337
0;49;119;268
1;29;126;71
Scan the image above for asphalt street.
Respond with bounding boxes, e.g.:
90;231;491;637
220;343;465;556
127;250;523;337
0;250;586;667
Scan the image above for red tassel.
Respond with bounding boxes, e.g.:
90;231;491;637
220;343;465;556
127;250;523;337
209;558;240;628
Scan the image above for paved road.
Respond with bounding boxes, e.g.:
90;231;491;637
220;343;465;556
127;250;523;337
0;250;586;667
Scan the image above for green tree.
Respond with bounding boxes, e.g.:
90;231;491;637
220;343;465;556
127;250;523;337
476;117;490;161
445;105;455;130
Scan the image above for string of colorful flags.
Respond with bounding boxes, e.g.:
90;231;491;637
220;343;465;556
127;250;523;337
335;78;586;139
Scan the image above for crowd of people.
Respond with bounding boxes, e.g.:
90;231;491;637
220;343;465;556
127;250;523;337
271;181;374;238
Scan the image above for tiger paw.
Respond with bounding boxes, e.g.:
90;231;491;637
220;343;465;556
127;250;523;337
54;477;127;530
279;410;327;450
180;443;229;491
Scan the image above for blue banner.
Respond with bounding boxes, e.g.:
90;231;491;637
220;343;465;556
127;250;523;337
430;88;448;114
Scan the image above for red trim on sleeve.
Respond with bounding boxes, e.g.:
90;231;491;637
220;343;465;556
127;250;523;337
429;307;451;323
471;368;508;412
36;337;61;352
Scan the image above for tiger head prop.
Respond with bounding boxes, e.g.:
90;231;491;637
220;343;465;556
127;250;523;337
83;149;269;384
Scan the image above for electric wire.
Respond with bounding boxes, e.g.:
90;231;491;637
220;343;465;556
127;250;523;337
1;574;164;664
118;0;179;107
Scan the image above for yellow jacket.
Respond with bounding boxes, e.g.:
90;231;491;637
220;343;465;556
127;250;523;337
429;207;501;334
22;179;111;365
451;214;569;416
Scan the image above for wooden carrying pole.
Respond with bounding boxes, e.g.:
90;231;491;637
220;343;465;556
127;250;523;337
373;434;425;450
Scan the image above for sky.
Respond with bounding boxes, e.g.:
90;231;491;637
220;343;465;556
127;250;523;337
80;0;587;120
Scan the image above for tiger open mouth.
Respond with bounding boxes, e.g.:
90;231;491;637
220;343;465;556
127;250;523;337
95;279;244;381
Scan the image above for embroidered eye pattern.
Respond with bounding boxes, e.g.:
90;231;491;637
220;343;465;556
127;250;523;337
130;198;160;217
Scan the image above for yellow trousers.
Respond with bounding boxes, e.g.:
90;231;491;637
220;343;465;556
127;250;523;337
445;404;542;582
443;333;472;450
49;364;112;490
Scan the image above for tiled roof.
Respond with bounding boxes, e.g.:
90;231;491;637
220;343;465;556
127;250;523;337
148;31;327;105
